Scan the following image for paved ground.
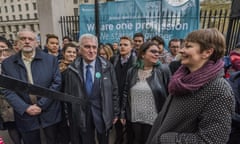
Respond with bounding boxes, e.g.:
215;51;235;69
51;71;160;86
0;130;13;144
0;128;116;144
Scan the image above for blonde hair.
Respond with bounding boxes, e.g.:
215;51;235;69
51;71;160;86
98;44;113;60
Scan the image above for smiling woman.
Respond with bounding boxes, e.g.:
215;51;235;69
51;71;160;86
59;42;78;72
120;41;171;144
146;28;234;144
57;42;78;144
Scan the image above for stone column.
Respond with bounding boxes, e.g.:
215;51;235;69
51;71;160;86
36;0;66;48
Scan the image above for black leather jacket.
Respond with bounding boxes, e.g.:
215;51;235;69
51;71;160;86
64;56;119;131
120;64;171;120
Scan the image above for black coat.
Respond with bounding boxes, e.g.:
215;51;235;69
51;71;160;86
110;53;137;107
110;53;137;68
63;56;119;132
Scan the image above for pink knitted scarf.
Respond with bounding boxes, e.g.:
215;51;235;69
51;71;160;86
168;59;224;96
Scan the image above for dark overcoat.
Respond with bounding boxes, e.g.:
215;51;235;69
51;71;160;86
1;49;62;132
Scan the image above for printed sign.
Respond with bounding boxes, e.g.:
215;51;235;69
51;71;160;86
79;0;199;46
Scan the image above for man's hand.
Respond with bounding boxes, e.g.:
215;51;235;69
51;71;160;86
113;117;118;124
25;104;42;116
120;118;126;125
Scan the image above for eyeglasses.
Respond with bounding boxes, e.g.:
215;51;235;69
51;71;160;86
149;49;160;54
19;37;35;42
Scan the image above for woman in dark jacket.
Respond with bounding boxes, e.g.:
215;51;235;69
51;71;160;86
58;42;78;144
120;41;171;144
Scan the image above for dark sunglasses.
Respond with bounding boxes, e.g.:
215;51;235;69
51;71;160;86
149;49;160;54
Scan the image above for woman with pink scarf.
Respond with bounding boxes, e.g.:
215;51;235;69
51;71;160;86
146;28;234;144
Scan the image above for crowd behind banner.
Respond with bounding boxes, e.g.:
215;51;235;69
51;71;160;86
0;27;239;144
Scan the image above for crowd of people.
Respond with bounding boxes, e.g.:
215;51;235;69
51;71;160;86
0;27;238;144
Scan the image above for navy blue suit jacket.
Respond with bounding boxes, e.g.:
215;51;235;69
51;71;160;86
1;49;62;132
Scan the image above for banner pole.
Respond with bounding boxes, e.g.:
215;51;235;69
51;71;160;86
94;0;100;43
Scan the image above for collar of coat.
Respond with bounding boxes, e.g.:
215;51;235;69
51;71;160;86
13;48;47;65
68;56;110;75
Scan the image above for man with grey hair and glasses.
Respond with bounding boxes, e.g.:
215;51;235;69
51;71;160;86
1;28;62;144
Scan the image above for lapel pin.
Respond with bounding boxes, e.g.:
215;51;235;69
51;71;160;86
95;72;101;78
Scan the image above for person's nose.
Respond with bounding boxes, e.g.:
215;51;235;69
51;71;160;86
179;47;184;54
89;47;94;52
70;52;75;56
0;55;5;62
